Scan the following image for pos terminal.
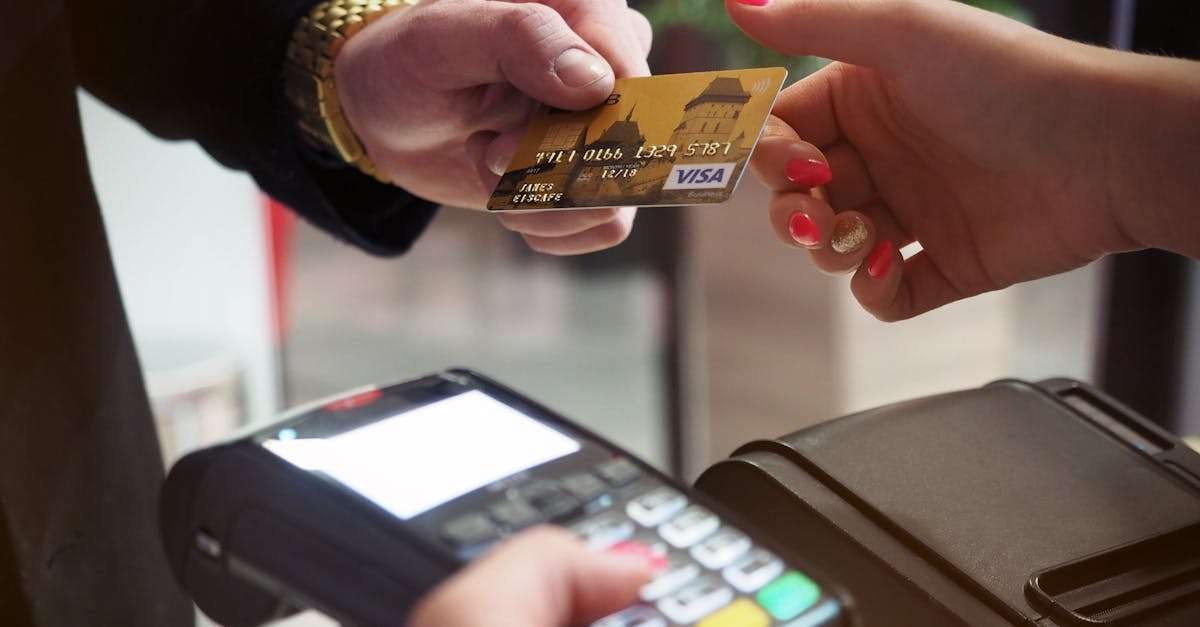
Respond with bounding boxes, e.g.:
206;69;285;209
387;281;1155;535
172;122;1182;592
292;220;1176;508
696;378;1200;626
160;370;849;627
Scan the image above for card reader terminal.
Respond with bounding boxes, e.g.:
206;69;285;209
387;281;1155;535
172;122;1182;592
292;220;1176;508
161;369;849;627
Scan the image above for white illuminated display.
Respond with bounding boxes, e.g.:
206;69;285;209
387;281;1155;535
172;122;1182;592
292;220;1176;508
263;391;580;518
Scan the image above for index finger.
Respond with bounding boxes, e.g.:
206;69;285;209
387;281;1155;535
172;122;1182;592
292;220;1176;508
750;115;832;192
408;527;652;627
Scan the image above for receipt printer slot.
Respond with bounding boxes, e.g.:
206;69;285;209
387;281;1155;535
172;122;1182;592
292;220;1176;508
1029;522;1200;625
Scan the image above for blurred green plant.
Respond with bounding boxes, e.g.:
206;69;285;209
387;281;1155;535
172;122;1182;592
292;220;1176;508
642;0;1032;82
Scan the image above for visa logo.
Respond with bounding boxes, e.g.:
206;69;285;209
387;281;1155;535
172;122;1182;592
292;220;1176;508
661;163;737;190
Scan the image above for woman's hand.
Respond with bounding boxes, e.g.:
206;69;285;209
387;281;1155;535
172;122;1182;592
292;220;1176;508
336;0;651;255
728;0;1200;320
408;526;654;627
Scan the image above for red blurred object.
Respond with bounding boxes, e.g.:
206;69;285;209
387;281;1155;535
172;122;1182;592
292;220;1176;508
323;389;384;412
608;539;670;571
263;197;297;343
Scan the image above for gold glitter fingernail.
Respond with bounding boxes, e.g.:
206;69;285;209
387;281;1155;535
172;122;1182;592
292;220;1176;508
830;216;868;254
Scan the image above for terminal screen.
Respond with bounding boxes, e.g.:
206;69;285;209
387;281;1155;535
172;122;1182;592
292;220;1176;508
263;390;580;519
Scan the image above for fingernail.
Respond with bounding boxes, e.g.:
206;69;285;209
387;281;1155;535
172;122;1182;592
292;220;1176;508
787;212;821;247
867;240;896;278
735;0;770;5
830;215;868;254
488;151;512;176
555;48;610;88
785;158;832;188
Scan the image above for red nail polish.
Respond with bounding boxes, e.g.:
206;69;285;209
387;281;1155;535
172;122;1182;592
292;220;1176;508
866;240;895;279
735;0;770;5
784;158;832;187
787;212;821;247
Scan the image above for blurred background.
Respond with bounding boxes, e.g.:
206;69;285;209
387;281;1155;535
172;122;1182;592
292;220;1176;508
86;0;1198;500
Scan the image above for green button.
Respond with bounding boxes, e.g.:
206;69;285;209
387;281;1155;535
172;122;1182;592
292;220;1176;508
755;570;821;620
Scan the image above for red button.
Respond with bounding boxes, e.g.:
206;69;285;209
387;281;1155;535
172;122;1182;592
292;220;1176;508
609;540;669;571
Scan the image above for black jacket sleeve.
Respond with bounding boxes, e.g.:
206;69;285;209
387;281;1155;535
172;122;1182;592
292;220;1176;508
66;0;438;256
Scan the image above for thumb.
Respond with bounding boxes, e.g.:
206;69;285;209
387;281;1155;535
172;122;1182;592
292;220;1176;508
402;0;615;110
409;527;654;627
724;0;998;72
492;2;617;110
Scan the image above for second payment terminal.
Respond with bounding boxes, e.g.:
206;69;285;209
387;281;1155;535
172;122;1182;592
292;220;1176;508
161;369;850;627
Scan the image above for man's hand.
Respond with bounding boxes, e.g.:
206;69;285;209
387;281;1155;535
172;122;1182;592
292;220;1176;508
408;526;655;627
335;0;652;255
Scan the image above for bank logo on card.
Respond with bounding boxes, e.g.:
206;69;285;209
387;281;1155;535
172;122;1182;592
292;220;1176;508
662;163;737;190
488;68;788;211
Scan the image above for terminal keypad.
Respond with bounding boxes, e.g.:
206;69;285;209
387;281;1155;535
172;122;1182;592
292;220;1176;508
627;487;688;527
724;548;785;594
561;472;609;502
640;552;701;601
658;576;735;624
691;527;751;570
584;459;837;626
596;458;642;487
488;499;541;530
659;505;720;548
438;455;835;626
572;512;636;550
518;480;582;522
593;605;666;627
440;513;499;548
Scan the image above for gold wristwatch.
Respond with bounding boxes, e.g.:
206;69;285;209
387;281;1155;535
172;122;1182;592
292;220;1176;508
284;0;419;182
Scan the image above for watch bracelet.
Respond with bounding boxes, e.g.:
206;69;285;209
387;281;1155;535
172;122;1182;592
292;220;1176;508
284;0;420;182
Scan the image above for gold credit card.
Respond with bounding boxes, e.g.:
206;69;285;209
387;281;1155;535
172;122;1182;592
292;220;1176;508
487;68;788;211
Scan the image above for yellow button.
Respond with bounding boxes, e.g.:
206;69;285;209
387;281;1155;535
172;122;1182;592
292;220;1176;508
697;598;769;627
